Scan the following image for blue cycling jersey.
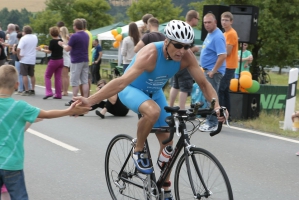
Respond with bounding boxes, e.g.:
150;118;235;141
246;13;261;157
124;41;181;94
119;41;181;127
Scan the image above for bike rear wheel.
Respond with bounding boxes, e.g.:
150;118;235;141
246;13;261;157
105;134;157;200
174;147;233;200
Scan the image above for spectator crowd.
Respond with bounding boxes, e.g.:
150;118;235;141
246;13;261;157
1;10;298;200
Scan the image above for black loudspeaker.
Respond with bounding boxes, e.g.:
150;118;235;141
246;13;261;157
201;5;229;41
229;92;260;120
230;5;259;44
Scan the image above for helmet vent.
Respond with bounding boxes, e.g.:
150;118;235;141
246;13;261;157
180;31;184;39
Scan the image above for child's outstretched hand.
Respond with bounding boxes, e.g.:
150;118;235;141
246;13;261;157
68;100;91;116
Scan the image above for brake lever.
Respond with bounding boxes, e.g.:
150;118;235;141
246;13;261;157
210;107;226;137
223;108;230;127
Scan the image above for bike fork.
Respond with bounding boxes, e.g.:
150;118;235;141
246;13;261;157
185;148;211;199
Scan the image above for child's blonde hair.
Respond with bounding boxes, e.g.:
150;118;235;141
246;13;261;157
0;65;18;89
60;26;69;42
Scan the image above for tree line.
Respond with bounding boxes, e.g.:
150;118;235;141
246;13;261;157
0;8;32;30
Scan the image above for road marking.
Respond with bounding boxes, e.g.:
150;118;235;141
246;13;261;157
27;128;80;152
228;126;299;144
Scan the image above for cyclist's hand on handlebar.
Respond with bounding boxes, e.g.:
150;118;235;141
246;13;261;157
215;107;229;123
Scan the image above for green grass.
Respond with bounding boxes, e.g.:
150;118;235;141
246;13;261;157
234;71;299;138
233;111;299;138
35;65;299;138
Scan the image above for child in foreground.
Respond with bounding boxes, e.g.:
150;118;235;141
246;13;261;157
0;65;90;200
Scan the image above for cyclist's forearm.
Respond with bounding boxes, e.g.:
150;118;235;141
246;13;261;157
87;78;126;106
200;82;220;108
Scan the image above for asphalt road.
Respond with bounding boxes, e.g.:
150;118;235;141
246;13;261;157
14;86;299;200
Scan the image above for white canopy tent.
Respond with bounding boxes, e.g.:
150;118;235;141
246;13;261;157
97;20;145;65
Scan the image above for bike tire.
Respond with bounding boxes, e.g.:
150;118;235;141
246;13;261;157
105;134;149;200
174;147;234;200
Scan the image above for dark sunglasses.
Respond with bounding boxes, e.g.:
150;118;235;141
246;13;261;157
170;41;191;50
97;85;104;89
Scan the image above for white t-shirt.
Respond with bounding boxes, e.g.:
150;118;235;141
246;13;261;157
121;36;136;64
18;34;38;65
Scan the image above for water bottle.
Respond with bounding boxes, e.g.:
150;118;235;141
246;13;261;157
157;145;173;170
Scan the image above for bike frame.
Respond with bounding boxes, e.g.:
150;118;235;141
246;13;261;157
116;115;210;198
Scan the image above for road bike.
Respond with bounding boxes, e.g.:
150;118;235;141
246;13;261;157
105;102;233;199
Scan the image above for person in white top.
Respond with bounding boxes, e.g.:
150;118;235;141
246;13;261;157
60;26;71;96
121;22;140;72
17;25;38;96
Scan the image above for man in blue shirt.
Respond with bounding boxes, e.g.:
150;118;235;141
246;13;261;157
199;13;227;132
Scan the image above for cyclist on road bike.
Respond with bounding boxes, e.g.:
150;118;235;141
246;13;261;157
74;20;227;198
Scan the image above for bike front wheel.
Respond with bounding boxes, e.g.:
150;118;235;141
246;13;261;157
174;147;233;200
105;134;150;200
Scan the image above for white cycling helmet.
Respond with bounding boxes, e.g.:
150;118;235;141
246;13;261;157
164;20;194;44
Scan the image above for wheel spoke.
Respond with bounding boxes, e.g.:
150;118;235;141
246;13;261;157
174;148;233;200
105;135;147;199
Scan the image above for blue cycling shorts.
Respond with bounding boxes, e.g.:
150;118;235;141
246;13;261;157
118;85;170;127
